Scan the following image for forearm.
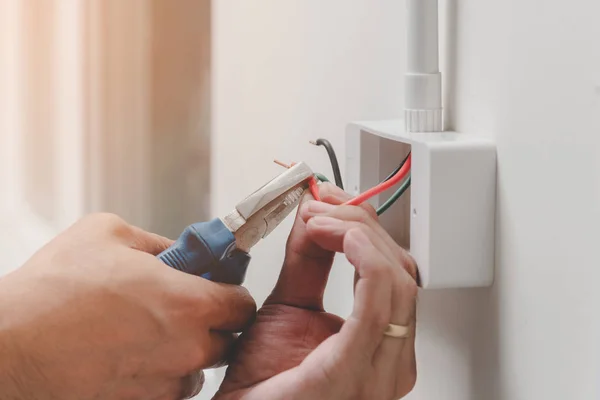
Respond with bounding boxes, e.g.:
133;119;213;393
0;349;26;400
0;278;31;400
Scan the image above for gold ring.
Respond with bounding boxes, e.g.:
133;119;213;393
384;323;410;338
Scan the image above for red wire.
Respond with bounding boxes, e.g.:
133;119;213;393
344;154;412;206
280;161;321;201
308;176;321;201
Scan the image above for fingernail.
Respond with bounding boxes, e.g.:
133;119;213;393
307;201;336;214
311;216;343;227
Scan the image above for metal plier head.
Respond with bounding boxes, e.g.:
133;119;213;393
221;162;314;252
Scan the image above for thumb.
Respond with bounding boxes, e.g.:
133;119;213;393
266;183;351;310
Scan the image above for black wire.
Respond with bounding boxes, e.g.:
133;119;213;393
314;138;344;189
383;152;411;182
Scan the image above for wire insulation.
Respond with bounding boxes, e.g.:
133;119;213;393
383;152;412;183
313;139;344;190
344;154;412;206
273;159;323;200
376;175;411;215
375;152;412;214
314;173;330;183
308;176;321;201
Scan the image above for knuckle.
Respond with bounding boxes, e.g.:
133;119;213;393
345;221;378;250
401;276;419;301
336;205;372;225
352;206;374;224
197;285;221;311
354;222;375;240
368;258;395;282
372;310;391;333
86;213;132;239
356;311;388;339
360;202;379;220
231;286;258;318
83;212;124;226
199;284;257;324
181;337;211;372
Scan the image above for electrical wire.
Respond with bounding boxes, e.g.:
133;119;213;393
344;154;412;206
314;173;330;183
311;139;344;190
375;151;412;214
376;175;411;215
276;152;412;212
308;176;321;201
273;159;323;200
383;152;412;183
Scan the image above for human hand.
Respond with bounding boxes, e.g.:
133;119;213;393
214;184;418;400
0;214;256;400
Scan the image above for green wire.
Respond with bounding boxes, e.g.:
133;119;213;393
376;175;412;216
314;173;330;183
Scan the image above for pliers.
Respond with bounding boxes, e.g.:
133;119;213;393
157;162;314;285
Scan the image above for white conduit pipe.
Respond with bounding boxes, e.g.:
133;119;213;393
405;0;443;132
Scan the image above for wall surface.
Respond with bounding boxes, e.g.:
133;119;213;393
213;1;600;399
0;0;212;276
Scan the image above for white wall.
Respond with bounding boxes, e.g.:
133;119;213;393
213;0;405;306
214;1;600;399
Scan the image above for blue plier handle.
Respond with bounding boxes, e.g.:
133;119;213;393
156;162;314;285
157;218;250;285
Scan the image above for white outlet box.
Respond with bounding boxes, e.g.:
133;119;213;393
346;120;496;289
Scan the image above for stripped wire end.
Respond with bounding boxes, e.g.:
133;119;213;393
308;140;318;146
274;159;292;169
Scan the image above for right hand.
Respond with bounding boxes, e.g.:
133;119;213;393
0;213;256;400
215;184;418;400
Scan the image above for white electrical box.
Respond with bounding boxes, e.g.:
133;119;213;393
346;120;496;289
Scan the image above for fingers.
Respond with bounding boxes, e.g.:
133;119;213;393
303;206;418;383
373;275;418;398
319;184;379;220
267;183;351;310
302;203;417;280
303;202;418;320
304;215;397;270
199;283;257;331
336;229;394;355
285;183;351;260
305;214;417;326
200;331;237;368
147;258;256;332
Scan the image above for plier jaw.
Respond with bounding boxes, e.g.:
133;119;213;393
222;162;314;252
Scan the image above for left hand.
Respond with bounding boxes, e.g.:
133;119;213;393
214;184;418;400
0;213;255;400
